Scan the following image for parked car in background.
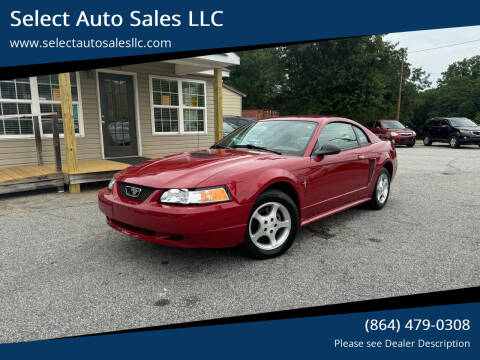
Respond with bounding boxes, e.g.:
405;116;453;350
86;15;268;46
223;121;236;137
107;121;131;145
366;120;416;147
223;116;256;136
423;117;480;148
99;116;397;259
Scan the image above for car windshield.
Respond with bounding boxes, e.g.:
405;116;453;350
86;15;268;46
381;120;405;129
449;118;477;127
213;120;318;156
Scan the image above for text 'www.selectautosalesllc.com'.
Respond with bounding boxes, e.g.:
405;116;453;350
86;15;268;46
10;37;172;49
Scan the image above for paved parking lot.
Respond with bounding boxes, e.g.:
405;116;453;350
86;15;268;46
1;144;479;343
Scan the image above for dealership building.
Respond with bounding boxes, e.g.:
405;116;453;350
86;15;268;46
0;53;240;193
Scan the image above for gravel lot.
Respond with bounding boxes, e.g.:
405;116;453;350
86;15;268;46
1;144;479;343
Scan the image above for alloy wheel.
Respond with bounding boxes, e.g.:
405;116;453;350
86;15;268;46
450;137;458;148
248;202;292;251
376;173;389;204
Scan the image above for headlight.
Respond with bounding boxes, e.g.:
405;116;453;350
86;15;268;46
390;132;399;136
459;129;469;134
160;187;230;204
412;131;416;136
107;178;116;190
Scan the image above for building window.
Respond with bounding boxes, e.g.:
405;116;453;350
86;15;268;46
37;73;81;135
182;81;205;132
0;73;83;138
0;78;33;136
150;76;207;134
152;79;179;133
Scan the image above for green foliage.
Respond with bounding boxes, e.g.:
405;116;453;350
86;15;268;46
227;37;480;135
225;47;285;110
225;36;430;126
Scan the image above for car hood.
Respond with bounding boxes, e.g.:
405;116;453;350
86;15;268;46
456;126;480;131
386;128;413;133
115;149;283;188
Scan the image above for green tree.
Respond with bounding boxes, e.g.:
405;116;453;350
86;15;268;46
225;48;284;110
226;36;429;127
438;55;480;85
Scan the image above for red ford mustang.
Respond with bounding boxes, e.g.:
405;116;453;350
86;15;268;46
98;117;397;258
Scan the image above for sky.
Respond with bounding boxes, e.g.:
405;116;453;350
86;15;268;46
384;25;480;87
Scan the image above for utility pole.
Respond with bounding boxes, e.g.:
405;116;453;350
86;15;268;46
396;53;405;122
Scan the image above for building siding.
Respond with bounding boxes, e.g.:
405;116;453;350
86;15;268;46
0;61;216;169
222;87;242;117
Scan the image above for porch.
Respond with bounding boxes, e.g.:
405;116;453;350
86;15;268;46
0;54;239;195
0;159;133;195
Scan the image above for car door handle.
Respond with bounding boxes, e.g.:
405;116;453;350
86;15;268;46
357;155;366;160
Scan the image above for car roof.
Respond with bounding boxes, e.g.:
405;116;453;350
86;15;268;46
260;116;351;124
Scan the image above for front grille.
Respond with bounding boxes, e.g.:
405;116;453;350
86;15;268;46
118;182;156;202
472;131;480;136
400;132;413;136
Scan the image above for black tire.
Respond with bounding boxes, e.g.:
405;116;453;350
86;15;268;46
449;135;460;148
368;168;391;210
243;189;299;259
407;143;415;148
423;134;432;146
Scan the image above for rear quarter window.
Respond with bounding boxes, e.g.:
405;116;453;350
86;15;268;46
316;122;359;151
353;126;370;146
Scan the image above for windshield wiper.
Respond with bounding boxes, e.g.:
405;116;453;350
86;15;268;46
211;144;232;149
232;144;282;155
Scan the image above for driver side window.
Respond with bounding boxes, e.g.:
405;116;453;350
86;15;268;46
316;122;359;151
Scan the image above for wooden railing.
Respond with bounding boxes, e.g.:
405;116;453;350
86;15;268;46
0;112;62;172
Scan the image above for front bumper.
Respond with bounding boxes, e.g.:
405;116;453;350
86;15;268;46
98;186;251;248
458;134;480;144
391;134;416;145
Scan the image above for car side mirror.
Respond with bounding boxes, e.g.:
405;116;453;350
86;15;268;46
313;144;342;157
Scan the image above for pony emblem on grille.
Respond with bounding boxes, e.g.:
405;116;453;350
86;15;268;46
125;185;142;198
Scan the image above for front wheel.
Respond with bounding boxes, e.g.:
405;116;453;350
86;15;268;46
368;168;391;210
243;189;299;259
449;136;460;148
407;142;415;148
423;134;432;146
